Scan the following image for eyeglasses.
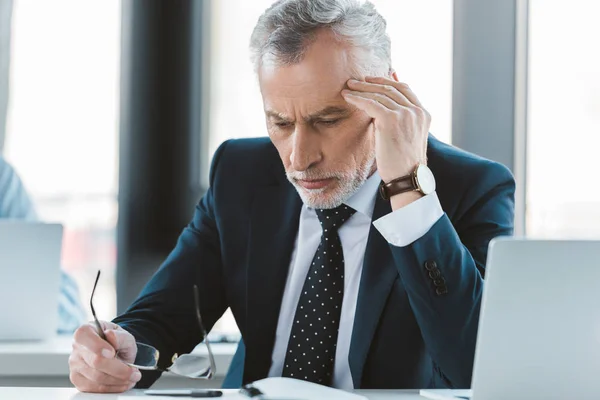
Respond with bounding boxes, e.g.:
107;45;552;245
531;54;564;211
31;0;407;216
90;270;216;379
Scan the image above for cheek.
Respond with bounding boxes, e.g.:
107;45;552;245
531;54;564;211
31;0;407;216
269;132;293;169
320;119;372;171
362;123;376;152
340;115;374;155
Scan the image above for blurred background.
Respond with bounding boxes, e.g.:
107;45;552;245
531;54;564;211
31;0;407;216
0;0;598;341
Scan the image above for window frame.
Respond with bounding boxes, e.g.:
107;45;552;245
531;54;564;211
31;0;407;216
452;0;529;235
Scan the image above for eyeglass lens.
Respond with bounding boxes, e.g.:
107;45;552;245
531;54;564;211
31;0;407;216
90;270;215;379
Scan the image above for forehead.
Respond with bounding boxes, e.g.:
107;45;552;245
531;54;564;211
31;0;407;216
258;31;356;113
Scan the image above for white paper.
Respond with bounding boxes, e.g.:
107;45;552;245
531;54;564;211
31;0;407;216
249;377;368;400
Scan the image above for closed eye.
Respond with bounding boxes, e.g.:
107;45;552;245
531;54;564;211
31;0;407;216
317;119;341;126
274;121;293;128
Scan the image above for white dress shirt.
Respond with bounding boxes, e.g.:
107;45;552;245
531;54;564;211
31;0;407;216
268;171;444;389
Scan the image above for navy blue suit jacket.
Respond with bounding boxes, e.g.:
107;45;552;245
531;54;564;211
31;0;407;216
114;136;515;389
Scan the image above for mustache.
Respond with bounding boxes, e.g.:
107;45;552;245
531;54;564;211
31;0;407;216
286;169;342;181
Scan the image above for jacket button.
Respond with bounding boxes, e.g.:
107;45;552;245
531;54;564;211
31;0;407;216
436;286;448;296
428;269;441;279
433;278;446;287
424;260;437;271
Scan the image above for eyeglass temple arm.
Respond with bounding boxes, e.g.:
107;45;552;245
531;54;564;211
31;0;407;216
193;285;217;375
91;270;107;341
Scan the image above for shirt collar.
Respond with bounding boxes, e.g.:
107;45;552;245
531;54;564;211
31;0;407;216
344;171;381;219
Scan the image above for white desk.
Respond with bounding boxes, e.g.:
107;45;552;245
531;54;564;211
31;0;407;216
0;336;236;389
0;387;422;399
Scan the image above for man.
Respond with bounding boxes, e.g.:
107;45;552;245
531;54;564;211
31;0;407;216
69;0;514;393
0;156;86;333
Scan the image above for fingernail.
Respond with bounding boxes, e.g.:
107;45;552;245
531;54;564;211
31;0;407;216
348;79;359;84
101;348;114;358
131;370;142;382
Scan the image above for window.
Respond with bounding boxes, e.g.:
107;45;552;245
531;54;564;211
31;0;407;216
526;0;600;237
4;0;121;318
207;0;453;337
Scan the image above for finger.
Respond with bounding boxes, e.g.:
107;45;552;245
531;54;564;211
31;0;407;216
104;328;137;353
105;329;138;364
347;78;413;108
364;77;424;108
70;371;135;394
342;91;396;121
73;323;116;358
99;320;122;332
78;342;140;382
342;90;400;111
71;352;139;386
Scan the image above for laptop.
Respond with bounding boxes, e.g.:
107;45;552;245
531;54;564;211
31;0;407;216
0;221;63;340
421;238;600;400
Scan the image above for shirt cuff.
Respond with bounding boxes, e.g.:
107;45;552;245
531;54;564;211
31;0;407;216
372;192;444;247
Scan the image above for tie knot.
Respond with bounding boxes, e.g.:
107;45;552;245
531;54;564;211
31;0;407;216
315;205;356;232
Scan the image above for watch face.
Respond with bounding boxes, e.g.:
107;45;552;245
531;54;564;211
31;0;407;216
416;164;436;195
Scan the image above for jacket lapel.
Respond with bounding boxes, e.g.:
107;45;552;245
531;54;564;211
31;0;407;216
348;194;401;387
244;180;302;384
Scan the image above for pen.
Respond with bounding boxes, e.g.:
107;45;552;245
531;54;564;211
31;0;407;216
145;389;223;397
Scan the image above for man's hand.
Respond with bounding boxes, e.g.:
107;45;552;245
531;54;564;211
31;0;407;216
342;75;431;186
69;321;141;393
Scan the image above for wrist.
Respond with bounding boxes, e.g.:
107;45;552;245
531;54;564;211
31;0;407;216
379;164;436;203
379;163;419;184
390;191;424;211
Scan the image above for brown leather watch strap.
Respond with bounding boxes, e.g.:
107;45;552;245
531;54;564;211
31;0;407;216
379;172;417;200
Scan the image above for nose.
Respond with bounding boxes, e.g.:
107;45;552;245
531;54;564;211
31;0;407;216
290;124;321;172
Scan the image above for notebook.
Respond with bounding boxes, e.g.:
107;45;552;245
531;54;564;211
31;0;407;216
242;377;367;399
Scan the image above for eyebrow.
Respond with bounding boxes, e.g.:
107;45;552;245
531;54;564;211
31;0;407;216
265;106;352;123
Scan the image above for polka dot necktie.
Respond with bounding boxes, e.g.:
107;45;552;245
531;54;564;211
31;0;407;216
282;204;357;386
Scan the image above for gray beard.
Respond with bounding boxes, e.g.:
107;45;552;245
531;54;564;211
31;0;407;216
287;155;376;210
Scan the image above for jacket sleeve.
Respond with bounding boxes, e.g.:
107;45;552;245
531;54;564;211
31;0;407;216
113;141;230;388
0;156;37;220
388;162;515;388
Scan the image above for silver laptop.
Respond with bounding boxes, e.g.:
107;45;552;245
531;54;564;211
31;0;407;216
0;221;63;340
470;238;600;400
421;238;600;400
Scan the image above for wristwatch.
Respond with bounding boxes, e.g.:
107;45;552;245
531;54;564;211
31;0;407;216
379;164;436;200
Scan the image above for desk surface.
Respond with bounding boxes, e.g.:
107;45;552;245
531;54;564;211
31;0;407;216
0;336;236;378
0;387;422;399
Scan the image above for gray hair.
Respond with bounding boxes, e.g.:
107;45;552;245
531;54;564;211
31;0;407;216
250;0;391;77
